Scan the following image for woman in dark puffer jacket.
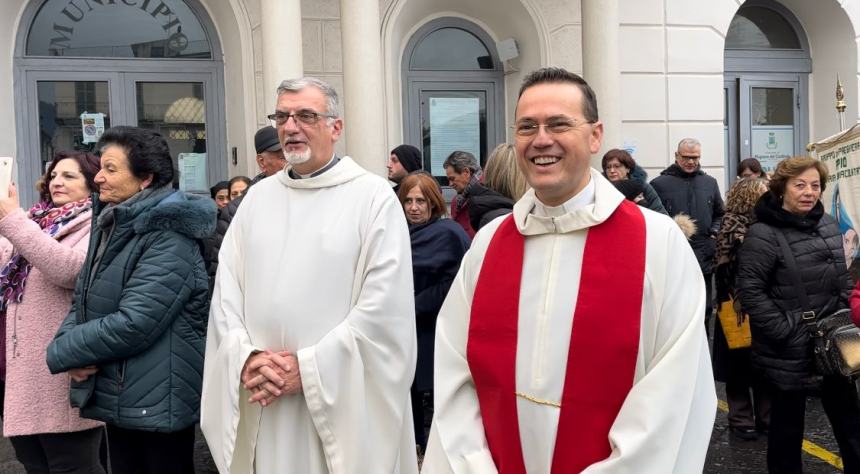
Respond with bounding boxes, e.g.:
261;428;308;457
46;126;215;474
737;156;860;474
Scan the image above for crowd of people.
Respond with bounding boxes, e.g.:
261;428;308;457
0;67;858;474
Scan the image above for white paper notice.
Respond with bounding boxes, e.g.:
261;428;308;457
429;98;480;176
80;112;105;144
178;153;208;192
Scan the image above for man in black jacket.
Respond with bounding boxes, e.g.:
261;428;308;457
651;138;725;332
205;126;286;284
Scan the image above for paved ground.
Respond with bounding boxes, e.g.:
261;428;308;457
0;322;847;473
0;393;842;474
706;381;843;473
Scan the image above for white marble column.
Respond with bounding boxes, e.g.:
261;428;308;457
581;0;621;167
260;0;303;104
339;0;387;176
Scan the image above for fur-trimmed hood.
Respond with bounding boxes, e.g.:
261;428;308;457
96;187;217;240
132;191;217;239
629;164;650;185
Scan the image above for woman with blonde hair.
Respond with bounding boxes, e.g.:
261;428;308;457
468;144;528;231
712;177;770;441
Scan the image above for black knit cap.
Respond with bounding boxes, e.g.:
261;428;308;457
391;145;423;173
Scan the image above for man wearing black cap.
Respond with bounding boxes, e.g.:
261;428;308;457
205;126;286;285
254;125;288;177
388;144;423;194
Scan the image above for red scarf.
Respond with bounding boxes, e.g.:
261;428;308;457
466;200;646;473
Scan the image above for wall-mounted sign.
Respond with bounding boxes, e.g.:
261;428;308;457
751;125;794;172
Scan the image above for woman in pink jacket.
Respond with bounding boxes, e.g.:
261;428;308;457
0;151;103;473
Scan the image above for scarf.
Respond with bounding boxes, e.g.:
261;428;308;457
714;211;752;267
0;197;92;313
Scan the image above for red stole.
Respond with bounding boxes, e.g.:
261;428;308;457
466;200;646;473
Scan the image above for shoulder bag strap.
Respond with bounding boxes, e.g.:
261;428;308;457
773;228;820;333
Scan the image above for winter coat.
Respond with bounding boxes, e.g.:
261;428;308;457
205;172;265;286
450;177;479;238
467;184;514;231
711;211;754;384
628;165;668;215
736;192;851;391
409;218;470;392
650;164;725;274
46;189;216;432
0;208;103;437
850;279;860;327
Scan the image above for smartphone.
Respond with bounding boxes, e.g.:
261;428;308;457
0;158;13;199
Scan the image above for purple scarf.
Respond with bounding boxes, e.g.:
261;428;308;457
0;198;92;312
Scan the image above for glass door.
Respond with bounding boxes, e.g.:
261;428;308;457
19;71;124;206
739;79;801;174
124;72;225;194
409;81;499;188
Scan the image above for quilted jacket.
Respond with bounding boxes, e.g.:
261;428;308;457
46;188;216;432
736;191;851;391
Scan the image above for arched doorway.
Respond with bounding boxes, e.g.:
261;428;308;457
402;17;505;184
724;1;811;180
14;0;226;204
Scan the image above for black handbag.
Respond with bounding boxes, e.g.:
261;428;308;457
774;229;860;377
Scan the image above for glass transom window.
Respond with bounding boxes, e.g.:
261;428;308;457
410;27;494;70
26;0;212;58
725;6;801;50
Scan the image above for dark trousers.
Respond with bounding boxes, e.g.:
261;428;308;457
106;425;195;474
704;272;714;336
411;388;433;452
9;427;105;474
726;377;771;429
768;376;860;474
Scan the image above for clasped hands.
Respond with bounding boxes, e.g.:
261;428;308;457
241;349;302;407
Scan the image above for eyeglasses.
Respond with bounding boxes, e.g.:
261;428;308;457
605;163;626;171
512;117;593;137
677;154;700;162
267;109;336;127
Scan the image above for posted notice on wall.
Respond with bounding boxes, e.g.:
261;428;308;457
751;125;794;172
80;112;105;144
178;153;207;192
429;97;480;176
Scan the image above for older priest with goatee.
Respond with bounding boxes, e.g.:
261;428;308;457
201;77;418;473
421;67;717;473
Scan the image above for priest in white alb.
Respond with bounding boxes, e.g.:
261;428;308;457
421;67;717;473
201;77;418;473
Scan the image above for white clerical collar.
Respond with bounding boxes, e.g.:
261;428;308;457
532;176;596;217
293;154;338;179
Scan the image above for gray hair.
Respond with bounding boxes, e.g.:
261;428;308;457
443;151;480;174
276;77;341;118
677;137;701;151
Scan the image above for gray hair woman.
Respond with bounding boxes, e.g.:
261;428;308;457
46;126;216;474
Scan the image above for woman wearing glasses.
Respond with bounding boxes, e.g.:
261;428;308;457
601;148;666;214
737;157;860;473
